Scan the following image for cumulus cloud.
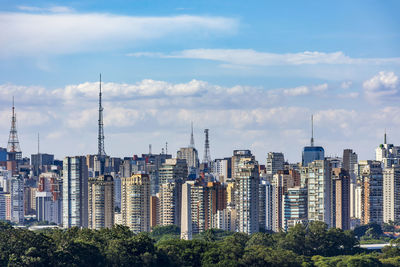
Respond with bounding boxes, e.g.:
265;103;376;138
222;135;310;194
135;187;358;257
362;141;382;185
2;78;399;162
363;71;399;99
282;84;327;96
0;12;237;56
129;49;400;66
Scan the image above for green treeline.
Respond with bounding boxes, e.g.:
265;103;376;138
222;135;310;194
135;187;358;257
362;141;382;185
1;221;400;266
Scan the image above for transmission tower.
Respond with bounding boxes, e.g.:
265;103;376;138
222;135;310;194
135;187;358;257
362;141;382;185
203;129;211;164
7;97;22;161
98;74;106;157
190;122;195;148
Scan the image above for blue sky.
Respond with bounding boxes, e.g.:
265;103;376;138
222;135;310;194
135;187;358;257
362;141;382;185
0;0;400;163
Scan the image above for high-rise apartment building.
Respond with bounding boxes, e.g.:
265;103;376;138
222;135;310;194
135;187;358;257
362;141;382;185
10;176;24;225
305;160;332;226
213;158;232;183
63;156;88;228
159;181;181;226
259;179;273;231
121;174;151;233
181;182;192;240
177;147;199;178
159;158;188;185
343;149;358;219
88;175;115;229
266;152;285;176
283;186;308;231
358;160;383;225
236;157;259;234
332;168;350;230
383;165;400;223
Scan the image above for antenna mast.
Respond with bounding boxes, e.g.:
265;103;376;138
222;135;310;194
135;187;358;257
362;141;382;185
98;74;106;157
310;115;314;147
190;121;195;148
7;96;22;160
203;129;211;164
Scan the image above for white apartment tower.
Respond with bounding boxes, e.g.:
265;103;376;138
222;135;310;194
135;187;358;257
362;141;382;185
383;165;400;223
63;156;89;228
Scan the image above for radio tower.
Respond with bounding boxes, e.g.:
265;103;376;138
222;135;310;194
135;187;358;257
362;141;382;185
203;129;211;164
189;122;195;148
98;74;106;174
310;115;314;147
7;97;22;161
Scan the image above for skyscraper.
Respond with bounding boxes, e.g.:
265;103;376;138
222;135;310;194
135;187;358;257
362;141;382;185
121;174;151;233
63;156;89;228
10;176;24;225
259;179;273;232
332;168;350;230
88;175;115;229
283;186;308;231
181;181;192;240
177;123;200;178
305;160;332;226
236;157;259;234
302;116;324;167
266;152;285;176
159;182;181;227
358;160;383;225
383;165;400;223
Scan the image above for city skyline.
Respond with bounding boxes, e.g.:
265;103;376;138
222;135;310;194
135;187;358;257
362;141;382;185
0;1;400;162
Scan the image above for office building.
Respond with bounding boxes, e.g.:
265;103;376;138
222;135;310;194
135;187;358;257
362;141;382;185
88;175;115;229
31;153;54;176
302;116;324;167
62;156;89;228
121;174;151;233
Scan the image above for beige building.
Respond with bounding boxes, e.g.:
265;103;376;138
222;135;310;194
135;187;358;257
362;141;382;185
159;181;181;227
181;182;192;240
121;174;151;233
88;175;114;229
383;165;400;223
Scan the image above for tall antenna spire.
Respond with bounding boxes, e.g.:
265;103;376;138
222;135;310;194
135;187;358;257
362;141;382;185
203;129;211;164
310;115;314;147
384;129;387;144
98;74;106;157
165;142;168;154
7;96;22;161
190;121;195;148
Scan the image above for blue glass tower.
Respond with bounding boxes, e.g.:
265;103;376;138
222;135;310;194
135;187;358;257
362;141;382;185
302;115;324;166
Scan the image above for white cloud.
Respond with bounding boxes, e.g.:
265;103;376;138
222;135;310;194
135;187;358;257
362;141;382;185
363;71;399;99
283;86;309;96
17;6;74;13
2;78;400;162
129;49;400;66
341;81;352;89
0;13;237;56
